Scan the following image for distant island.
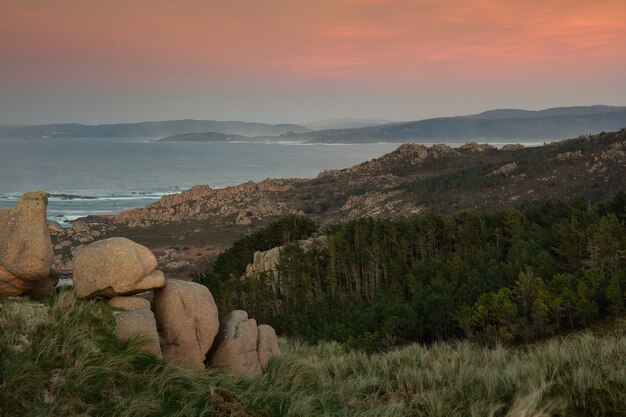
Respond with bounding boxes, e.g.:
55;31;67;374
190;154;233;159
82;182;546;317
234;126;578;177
157;132;253;142
0;119;310;139
3;105;626;144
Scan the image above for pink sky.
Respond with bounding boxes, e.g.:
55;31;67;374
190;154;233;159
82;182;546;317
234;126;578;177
1;0;625;124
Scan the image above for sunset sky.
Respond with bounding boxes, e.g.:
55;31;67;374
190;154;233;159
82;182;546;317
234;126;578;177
1;0;625;124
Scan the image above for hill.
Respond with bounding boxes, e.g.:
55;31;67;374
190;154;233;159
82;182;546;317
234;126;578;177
465;105;626;120
0;119;310;139
278;107;626;143
109;129;626;227
302;118;396;130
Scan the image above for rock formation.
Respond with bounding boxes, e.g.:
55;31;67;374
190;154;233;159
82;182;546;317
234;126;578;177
114;309;162;357
209;310;281;376
153;279;219;369
108;296;151;311
72;237;165;298
257;324;281;372
209;310;262;376
0;192;53;296
246;235;328;276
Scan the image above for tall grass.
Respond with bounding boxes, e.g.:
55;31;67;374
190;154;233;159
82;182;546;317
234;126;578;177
1;291;625;416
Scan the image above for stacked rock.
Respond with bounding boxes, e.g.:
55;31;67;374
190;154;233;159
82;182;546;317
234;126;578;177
72;237;165;298
0;192;56;297
72;237;166;357
1;191;281;375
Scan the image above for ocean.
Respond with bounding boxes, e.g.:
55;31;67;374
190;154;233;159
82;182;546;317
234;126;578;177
0;137;400;223
0;137;546;224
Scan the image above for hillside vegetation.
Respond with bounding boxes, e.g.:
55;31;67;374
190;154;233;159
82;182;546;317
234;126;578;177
2;290;626;416
200;193;626;351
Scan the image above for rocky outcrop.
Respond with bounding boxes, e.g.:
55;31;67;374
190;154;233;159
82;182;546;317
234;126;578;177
501;144;525;151
557;150;583;160
245;236;328;276
108;296;151;311
72;237;165;298
459;142;496;152
114;179;304;223
318;143;458;180
489;162;518;176
209;310;262;376
257;324;281;371
0;192;53;296
114;309;162;357
153;279;219;369
208;310;281;376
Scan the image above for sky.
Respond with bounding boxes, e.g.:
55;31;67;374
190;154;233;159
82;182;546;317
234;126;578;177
1;0;625;125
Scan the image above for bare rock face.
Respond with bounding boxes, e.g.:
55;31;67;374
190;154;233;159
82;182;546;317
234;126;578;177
108;296;151;311
72;237;165;298
153;279;219;369
115;309;162;357
209;310;263;377
0;192;54;296
257;324;281;371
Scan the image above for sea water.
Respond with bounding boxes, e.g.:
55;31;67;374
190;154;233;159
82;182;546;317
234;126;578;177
0;137;399;223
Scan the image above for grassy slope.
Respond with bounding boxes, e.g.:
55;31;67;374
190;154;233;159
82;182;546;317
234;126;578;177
1;291;626;417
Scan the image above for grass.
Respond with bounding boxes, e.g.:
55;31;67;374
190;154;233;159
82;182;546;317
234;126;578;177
1;291;626;416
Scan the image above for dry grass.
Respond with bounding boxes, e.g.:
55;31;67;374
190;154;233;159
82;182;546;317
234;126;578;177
1;291;625;416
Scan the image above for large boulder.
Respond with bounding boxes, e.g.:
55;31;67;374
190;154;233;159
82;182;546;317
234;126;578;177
209;310;262;377
0;192;53;296
108;296;151;311
153;279;219;369
72;237;165;298
115;309;162;357
257;324;281;371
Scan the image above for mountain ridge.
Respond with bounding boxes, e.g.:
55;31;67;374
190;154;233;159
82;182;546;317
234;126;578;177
0;119;311;139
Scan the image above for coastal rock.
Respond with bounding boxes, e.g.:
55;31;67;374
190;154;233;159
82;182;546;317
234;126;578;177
209;310;262;377
114;179;302;223
108;296;151;311
317;143;457;180
47;221;65;233
115;309;162;357
72;237;164;298
153;279;219;369
257;324;281;371
0;192;54;296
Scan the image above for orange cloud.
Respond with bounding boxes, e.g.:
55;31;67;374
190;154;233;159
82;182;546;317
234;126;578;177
1;0;625;89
